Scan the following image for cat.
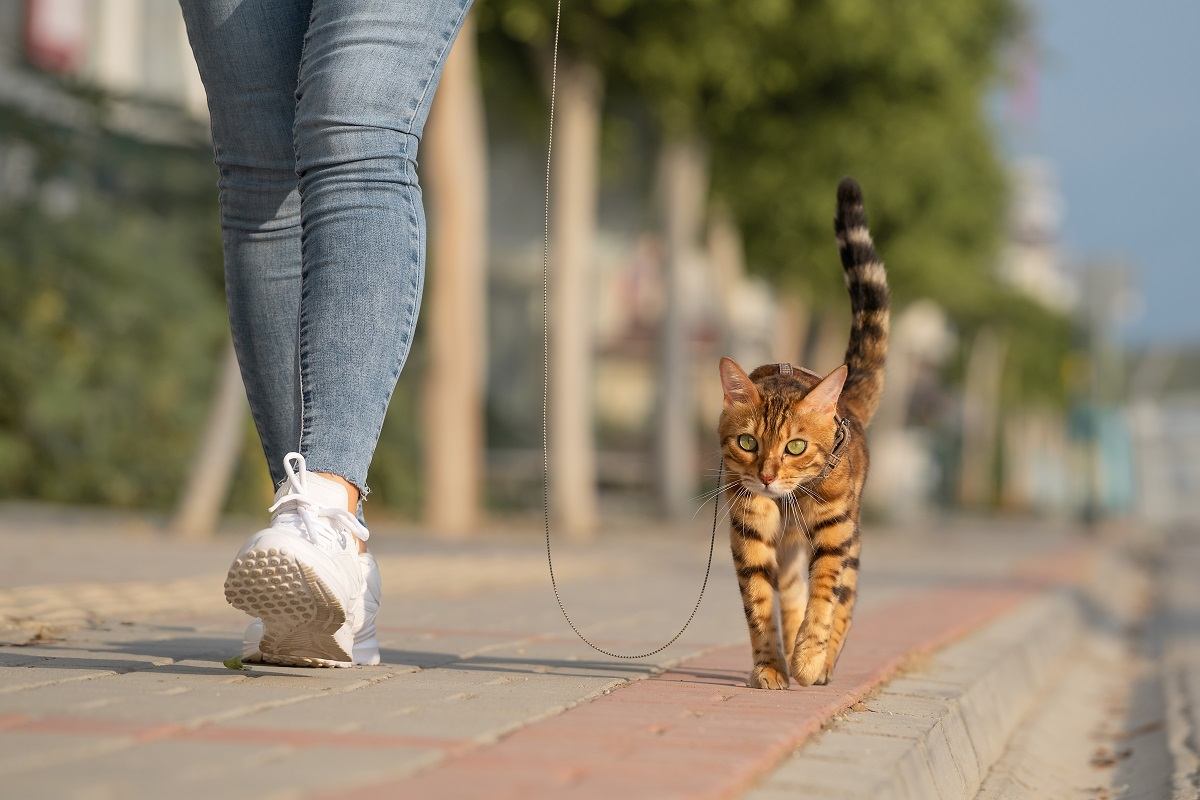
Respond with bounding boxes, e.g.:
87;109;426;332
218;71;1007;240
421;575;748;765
718;177;889;689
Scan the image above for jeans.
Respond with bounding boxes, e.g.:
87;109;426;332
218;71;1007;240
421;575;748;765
179;0;471;506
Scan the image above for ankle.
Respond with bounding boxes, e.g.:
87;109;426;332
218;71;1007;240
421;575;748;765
312;471;368;554
314;471;359;512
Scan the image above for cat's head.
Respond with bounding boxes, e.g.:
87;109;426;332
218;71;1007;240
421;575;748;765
717;357;848;499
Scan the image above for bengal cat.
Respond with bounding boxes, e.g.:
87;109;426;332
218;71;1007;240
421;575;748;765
718;178;889;689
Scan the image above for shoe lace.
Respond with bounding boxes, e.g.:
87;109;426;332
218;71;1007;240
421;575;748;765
267;452;370;549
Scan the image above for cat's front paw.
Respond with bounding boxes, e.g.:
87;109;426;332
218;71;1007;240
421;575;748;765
749;663;790;690
790;647;828;687
816;663;835;686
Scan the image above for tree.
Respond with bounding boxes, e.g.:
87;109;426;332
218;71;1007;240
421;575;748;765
482;0;764;522
546;56;603;536
479;1;618;537
480;0;1064;522
170;342;248;538
0;82;229;511
423;14;490;535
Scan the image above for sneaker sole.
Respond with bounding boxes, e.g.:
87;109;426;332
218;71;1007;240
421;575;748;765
224;546;352;667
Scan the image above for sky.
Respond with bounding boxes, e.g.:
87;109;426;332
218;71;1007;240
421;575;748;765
1002;0;1200;346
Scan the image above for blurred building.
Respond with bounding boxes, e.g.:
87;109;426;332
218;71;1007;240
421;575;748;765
5;0;206;118
999;157;1078;313
0;0;207;159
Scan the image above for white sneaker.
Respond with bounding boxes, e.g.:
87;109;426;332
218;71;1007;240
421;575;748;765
242;552;382;666
223;452;368;667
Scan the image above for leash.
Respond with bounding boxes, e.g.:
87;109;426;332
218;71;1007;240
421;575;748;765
541;0;721;660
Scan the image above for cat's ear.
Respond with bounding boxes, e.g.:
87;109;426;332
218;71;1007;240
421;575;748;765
719;357;760;407
801;364;848;415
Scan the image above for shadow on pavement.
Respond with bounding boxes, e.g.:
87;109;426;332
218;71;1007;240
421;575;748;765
2;629;666;681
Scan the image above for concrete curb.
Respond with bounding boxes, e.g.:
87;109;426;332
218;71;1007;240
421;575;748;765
1161;535;1200;799
748;586;1087;799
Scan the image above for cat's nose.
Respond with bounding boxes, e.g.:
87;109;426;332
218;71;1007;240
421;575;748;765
759;472;776;486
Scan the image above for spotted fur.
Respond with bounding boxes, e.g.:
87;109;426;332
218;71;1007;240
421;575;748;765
718;178;888;689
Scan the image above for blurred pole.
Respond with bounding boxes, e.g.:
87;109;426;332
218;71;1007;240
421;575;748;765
707;201;742;356
874;301;954;432
809;312;849;375
709;202;784;366
657;136;706;521
550;57;602;539
1001;411;1033;511
171;342;246;538
422;14;487;536
960;329;1007;507
92;0;141;93
773;294;810;365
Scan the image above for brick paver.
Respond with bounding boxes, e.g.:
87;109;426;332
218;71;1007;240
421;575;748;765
366;548;1089;799
0;511;1093;799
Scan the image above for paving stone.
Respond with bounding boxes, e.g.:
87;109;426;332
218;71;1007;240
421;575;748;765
0;522;1090;799
751;579;1088;800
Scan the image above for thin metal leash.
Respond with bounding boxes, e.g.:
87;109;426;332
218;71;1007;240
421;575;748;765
541;0;721;660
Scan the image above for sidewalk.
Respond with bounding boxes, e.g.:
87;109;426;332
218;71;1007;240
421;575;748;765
0;509;1096;799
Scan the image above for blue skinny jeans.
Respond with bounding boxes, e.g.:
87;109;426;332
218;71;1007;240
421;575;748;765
179;0;472;504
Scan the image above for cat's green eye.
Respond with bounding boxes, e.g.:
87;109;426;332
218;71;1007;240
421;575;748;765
785;438;808;456
737;434;758;452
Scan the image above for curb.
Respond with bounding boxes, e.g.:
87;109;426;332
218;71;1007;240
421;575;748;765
748;583;1088;799
1161;534;1200;799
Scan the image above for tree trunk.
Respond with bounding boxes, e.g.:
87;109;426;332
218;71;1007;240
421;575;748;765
549;58;603;539
656;136;707;521
960;329;1007;507
171;342;246;538
706;200;742;348
808;311;850;376
773;293;810;365
422;14;487;536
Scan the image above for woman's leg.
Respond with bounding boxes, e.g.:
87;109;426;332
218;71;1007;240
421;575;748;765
292;0;472;498
180;0;472;667
178;0;310;489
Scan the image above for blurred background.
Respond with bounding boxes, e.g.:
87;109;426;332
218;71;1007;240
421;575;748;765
0;0;1196;540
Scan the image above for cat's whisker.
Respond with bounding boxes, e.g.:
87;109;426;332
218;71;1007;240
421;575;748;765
799;505;812;539
691;481;740;520
717;487;750;530
797;483;826;505
782;494;801;537
691;480;738;503
781;495;793;533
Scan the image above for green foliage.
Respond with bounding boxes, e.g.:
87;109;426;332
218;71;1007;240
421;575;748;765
0;201;226;506
482;0;1069;406
0;88;227;508
482;0;1020;310
0;1;1071;515
705;0;1018;303
0;79;431;516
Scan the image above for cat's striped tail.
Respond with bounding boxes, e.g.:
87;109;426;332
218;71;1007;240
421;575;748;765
834;178;890;425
